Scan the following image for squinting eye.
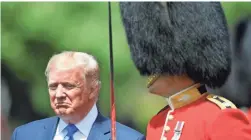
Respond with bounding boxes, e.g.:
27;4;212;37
63;83;76;90
49;85;57;90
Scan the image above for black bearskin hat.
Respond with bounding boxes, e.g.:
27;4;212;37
120;2;231;88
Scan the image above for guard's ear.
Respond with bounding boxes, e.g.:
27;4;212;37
88;81;101;100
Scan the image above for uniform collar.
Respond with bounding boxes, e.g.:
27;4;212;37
166;83;207;110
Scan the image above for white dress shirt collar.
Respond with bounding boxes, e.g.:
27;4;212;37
55;104;98;138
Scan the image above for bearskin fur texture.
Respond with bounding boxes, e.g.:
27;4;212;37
120;2;231;88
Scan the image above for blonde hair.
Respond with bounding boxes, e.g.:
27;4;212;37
45;51;100;86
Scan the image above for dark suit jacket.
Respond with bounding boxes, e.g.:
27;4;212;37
11;113;145;140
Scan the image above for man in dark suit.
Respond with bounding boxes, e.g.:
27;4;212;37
11;51;145;140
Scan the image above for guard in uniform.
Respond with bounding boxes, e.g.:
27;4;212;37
119;2;251;140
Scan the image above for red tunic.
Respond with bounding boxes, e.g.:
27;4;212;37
146;92;251;140
248;108;251;120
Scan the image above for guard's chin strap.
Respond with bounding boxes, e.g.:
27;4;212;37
108;2;116;140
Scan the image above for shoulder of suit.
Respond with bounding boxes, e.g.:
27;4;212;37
14;116;58;130
206;94;237;109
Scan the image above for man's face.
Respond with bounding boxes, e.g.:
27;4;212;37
148;75;177;97
148;75;194;97
47;66;92;118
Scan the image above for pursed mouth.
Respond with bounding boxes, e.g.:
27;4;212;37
55;103;70;108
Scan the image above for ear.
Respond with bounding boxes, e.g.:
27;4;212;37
88;81;101;100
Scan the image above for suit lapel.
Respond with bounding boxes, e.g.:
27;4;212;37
36;114;110;140
87;112;111;140
38;116;59;140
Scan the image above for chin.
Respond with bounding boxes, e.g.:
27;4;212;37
148;87;161;94
149;90;162;96
148;90;159;96
148;86;156;93
149;89;171;97
55;108;71;116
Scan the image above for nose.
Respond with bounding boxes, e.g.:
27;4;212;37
55;84;66;98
